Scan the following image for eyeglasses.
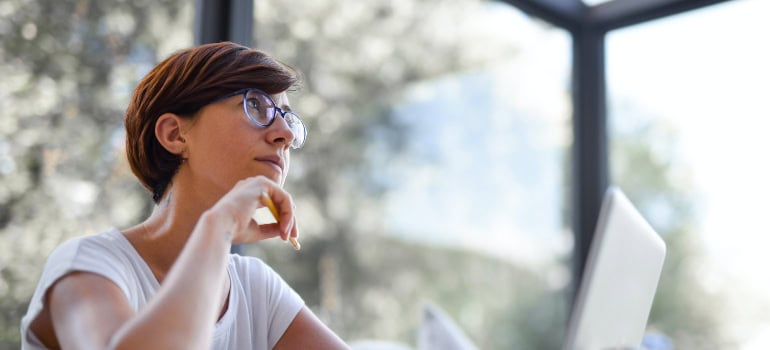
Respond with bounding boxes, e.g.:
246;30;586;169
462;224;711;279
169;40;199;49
213;88;307;149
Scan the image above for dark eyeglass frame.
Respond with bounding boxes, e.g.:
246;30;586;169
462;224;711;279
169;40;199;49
211;88;307;149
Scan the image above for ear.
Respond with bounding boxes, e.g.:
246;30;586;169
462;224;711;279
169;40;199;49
155;113;188;156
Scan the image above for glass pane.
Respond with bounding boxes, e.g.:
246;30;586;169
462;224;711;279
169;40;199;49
254;1;572;348
582;0;615;6
607;0;770;348
0;0;192;347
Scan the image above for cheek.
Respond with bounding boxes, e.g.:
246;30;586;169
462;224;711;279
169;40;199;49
190;126;248;171
199;129;242;159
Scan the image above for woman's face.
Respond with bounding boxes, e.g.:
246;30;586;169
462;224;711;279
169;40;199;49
180;91;295;197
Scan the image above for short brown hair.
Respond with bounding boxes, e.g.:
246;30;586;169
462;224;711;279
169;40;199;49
124;42;300;203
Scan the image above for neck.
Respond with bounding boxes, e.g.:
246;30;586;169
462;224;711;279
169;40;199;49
126;180;220;282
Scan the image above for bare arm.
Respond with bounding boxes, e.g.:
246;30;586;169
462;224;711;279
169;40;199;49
43;176;295;350
109;212;234;349
48;212;232;350
274;307;351;350
43;272;133;350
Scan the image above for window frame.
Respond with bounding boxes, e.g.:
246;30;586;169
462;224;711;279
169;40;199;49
194;0;737;312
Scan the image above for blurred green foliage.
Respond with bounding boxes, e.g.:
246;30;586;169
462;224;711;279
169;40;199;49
0;0;191;347
0;0;729;349
252;0;566;347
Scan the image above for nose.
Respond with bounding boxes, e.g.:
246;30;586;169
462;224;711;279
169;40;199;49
266;113;296;147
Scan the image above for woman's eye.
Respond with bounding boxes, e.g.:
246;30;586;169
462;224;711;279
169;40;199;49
246;98;261;109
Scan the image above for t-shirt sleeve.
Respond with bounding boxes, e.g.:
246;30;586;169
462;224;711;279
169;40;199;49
236;255;305;348
20;234;131;349
262;260;304;348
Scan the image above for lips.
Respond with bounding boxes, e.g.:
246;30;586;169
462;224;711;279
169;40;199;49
254;155;284;174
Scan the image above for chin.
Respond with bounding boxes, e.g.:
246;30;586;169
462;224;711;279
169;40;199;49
240;172;284;188
265;170;286;186
272;179;286;188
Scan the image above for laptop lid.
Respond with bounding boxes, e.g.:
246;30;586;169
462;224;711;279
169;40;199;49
562;187;667;350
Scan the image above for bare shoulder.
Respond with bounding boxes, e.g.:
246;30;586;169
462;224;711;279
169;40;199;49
30;271;134;350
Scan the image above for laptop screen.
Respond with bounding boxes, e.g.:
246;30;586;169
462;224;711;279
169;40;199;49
562;187;667;350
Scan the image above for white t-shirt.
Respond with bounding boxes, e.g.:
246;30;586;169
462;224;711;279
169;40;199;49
20;228;304;349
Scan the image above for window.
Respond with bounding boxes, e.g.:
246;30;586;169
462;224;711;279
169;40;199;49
607;0;770;347
253;0;572;348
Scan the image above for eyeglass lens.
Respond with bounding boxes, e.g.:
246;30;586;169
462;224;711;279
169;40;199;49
244;90;306;149
244;92;274;125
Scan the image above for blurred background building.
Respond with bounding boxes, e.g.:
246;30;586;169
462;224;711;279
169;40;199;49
1;0;768;348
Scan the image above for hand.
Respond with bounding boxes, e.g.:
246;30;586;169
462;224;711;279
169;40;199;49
205;175;298;245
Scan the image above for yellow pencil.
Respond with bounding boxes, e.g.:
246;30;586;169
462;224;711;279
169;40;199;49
261;192;301;250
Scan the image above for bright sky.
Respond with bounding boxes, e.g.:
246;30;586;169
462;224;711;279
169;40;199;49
382;0;770;347
381;4;572;271
607;0;770;347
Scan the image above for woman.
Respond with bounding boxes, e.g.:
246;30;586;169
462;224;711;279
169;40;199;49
20;42;349;349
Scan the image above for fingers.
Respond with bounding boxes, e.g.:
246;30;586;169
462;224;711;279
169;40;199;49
255;180;300;249
283;202;300;250
259;190;292;239
289;221;301;250
273;192;295;239
203;175;298;246
281;211;300;250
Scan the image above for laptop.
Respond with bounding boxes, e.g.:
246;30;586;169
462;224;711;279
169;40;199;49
562;187;667;350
